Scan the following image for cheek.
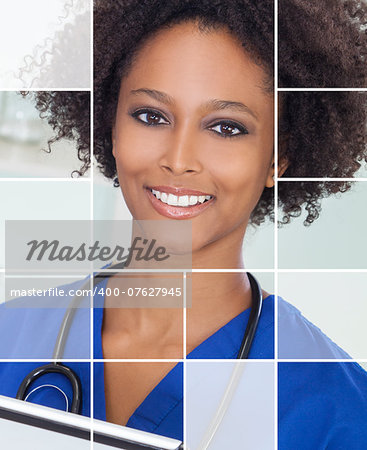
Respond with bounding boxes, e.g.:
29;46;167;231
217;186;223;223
208;138;273;201
114;131;161;176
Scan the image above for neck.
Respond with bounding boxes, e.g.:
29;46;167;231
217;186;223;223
124;220;246;270
102;223;250;353
186;271;251;354
103;271;252;355
191;227;246;269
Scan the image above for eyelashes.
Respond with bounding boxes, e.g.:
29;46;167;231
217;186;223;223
208;121;248;138
129;108;249;138
130;108;170;126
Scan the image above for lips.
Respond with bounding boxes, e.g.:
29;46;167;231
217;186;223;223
145;185;215;219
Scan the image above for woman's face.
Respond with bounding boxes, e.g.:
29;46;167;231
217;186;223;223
113;22;274;254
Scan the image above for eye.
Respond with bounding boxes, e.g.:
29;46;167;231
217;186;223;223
209;121;248;138
131;109;170;126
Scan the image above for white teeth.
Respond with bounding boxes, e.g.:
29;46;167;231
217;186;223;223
189;195;197;206
150;189;212;207
178;195;189;206
167;193;178;206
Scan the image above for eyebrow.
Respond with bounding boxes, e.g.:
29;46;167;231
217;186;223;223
204;99;258;120
130;88;258;120
130;88;174;105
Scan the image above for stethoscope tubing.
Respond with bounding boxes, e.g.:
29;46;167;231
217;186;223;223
237;272;263;359
16;266;263;420
53;262;127;360
16;363;82;414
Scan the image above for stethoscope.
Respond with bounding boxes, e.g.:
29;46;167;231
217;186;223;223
16;263;263;418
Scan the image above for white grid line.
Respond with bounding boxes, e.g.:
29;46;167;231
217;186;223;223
2;177;364;182
3;268;367;274
2;358;366;364
0;88;91;92
0;359;184;363
0;178;90;182
2;176;367;182
274;0;279;447
277;178;367;182
192;269;367;273
183;271;187;449
278;87;367;92
277;359;367;363
275;9;367;450
90;1;94;448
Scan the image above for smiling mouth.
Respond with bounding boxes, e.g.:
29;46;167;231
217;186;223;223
149;188;213;207
145;186;215;219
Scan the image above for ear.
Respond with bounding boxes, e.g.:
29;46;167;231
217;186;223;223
265;131;290;187
265;155;289;188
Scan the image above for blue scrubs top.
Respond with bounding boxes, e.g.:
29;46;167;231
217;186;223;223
92;277;274;439
1;281;367;448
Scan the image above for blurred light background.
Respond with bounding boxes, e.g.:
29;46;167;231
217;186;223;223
0;181;91;267
278;182;367;269
279;272;367;359
0;0;90;89
0;91;87;177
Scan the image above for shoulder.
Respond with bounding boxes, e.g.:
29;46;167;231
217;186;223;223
278;296;351;359
279;361;367;449
0;277;90;359
248;293;274;359
278;296;367;448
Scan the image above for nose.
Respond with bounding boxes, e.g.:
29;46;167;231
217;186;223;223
159;124;203;176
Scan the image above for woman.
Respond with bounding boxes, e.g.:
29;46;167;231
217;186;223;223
1;0;367;448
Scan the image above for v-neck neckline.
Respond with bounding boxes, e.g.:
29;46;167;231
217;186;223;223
94;278;184;432
93;278;274;434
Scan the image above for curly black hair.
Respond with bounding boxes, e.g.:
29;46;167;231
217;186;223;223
279;0;367;88
29;0;367;225
279;91;367;224
23;91;90;177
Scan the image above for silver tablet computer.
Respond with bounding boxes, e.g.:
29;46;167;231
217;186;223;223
0;395;183;450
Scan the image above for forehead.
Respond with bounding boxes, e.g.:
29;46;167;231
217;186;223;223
120;22;272;111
